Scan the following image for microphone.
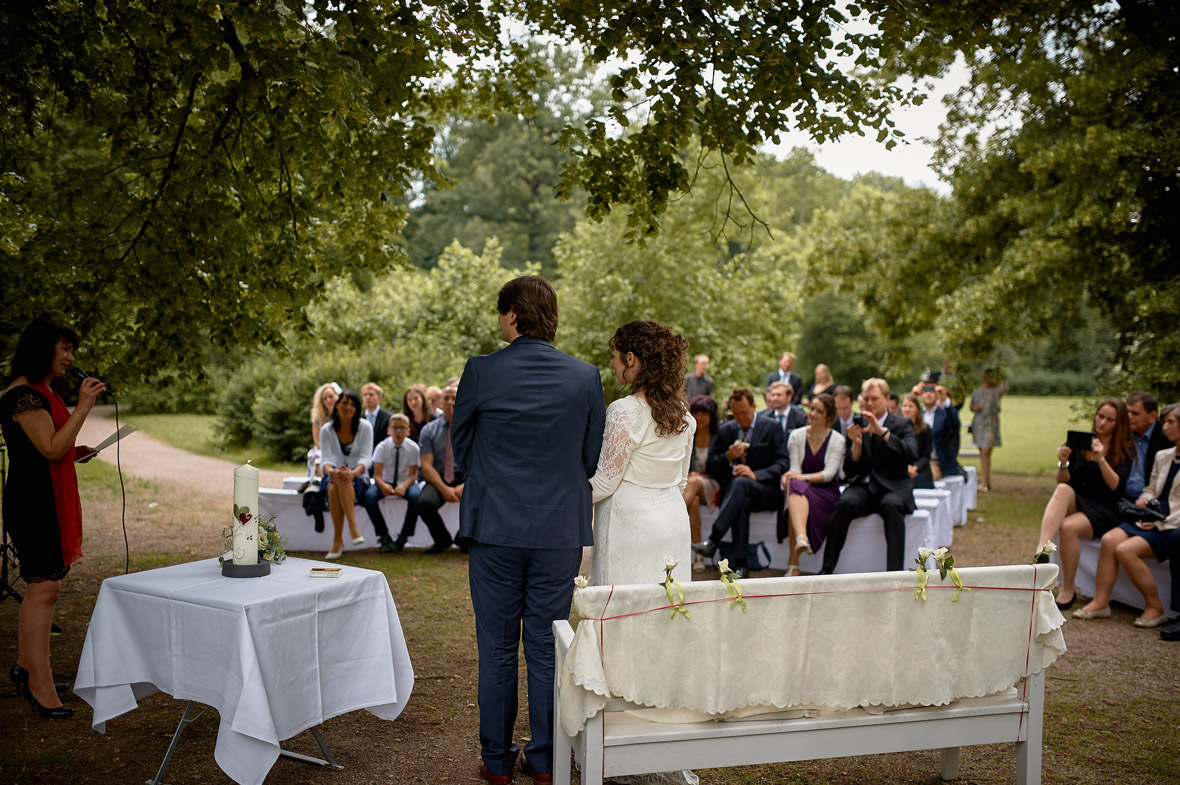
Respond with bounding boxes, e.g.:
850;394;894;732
68;367;108;387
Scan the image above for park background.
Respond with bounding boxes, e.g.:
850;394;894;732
2;1;1178;783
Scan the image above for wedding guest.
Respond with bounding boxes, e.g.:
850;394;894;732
361;382;393;449
887;393;900;415
833;385;855;436
779;394;845;576
1074;403;1180;627
319;389;374;559
820;378;918;574
1125;392;1168;501
913;381;963;481
684;354;713;402
692;388;790;578
970;368;1008;492
403;384;435;443
426;385;444;416
762;381;806;436
363;413;421;553
900;392;935;489
1036;397;1133;610
807;364;837;401
683;395;720;572
416;385;463;553
308;382;341;477
2;320;105;719
766;352;802;405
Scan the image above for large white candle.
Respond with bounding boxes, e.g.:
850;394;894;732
232;462;260;565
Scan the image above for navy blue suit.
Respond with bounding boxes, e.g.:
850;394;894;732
930;405;962;478
452;335;605;776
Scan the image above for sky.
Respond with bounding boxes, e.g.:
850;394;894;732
767;61;970;195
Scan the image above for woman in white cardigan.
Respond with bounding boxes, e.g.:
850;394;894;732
1075;402;1180;626
778;393;846;576
319;389;374;559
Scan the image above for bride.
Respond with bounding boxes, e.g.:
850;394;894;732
588;321;698;784
589;320;695;585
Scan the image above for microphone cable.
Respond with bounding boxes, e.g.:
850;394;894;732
70;368;129;575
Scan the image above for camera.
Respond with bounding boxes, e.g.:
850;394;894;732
851;412;867;428
921;385;936;393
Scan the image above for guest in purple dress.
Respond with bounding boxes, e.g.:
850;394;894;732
779;394;846;576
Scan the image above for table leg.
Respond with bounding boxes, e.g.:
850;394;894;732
146;700;206;785
279;726;344;771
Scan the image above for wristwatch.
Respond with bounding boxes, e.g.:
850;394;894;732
1057;460;1069;470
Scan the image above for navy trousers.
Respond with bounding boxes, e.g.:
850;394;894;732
822;484;909;573
707;476;783;568
468;542;582;776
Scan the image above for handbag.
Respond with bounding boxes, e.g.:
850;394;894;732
716;540;774;571
1117;497;1167;524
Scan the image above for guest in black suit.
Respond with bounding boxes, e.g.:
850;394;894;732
692;388;789;577
821;378;919;573
765;352;803;406
832;385;855;437
1126;392;1170;502
761;381;807;438
361;382;393;471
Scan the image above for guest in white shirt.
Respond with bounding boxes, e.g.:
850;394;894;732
363;414;423;553
320;389;374;559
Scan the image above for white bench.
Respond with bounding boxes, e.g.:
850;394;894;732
258;486;460;552
915;489;955;548
555;565;1063;785
1054;538;1176;615
699;507;933;574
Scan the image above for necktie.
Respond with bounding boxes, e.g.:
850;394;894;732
443;423;454;483
392;445;401;485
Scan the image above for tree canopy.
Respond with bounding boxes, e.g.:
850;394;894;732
2;0;1033;384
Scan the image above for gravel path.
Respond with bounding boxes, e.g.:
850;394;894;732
78;406;290;504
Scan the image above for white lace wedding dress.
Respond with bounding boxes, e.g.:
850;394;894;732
587;395;700;785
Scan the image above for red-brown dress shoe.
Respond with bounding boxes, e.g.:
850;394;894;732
520;755;553;783
479;763;514;785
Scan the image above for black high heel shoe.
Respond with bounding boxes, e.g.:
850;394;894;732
21;682;75;719
9;663;69;694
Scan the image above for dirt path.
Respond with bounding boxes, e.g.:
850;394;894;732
78;406;290;505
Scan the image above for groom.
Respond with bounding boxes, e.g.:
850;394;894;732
452;275;606;784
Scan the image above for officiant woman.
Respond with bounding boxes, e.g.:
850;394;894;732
1;321;106;719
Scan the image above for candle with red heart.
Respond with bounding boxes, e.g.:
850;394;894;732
232;462;260;565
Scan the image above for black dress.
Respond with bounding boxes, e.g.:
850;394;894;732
0;385;69;582
913;427;936;490
1069;452;1131;537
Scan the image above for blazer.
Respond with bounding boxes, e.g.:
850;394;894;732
765;369;803;405
320;418;374;472
364;406;393;475
759;406;807;437
842;410;919;511
706;413;789;495
451;336;606;548
1145;420;1171;482
930;404;962;477
787;427;846;484
1137;447;1180;532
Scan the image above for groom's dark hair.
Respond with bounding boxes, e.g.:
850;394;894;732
497;275;558;342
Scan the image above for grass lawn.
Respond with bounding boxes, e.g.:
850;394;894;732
120;413;305;474
959;395;1091;476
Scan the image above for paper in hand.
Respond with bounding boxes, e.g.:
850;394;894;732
76;424;138;462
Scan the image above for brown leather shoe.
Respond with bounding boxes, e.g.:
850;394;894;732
479;763;514;785
520;755;553;783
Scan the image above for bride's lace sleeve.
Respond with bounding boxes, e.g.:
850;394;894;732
589;399;639;504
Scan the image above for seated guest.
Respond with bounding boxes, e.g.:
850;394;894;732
779;394;845;576
1036;397;1134;610
403;384;436;443
361;382;393;449
900;393;935;489
426;385;444;417
832;385;855;436
1162;525;1180;640
914;381;963;480
820;378;919;573
1074;402;1180;627
685;354;714;402
683;395;721;572
319;389;374;559
362;413;422;553
1125;391;1169;501
887;393;900;415
766;352;803;405
807;363;836;402
692;388;789;578
416;385;463;553
762;381;807;436
308;382;341;478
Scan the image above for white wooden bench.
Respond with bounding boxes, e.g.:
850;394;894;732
555;565;1064;785
1054;538;1175;615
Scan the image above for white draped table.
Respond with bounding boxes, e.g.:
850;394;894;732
75;557;414;785
560;565;1065;736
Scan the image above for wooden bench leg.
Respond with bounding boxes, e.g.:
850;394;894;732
940;747;960;780
1016;670;1045;785
553;670;572;785
581;715;605;785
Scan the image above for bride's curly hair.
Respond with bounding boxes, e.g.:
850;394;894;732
610;320;690;438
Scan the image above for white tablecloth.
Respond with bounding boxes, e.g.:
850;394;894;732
560;564;1064;735
75;558;414;785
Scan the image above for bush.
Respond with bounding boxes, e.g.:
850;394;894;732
124;371;219;414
